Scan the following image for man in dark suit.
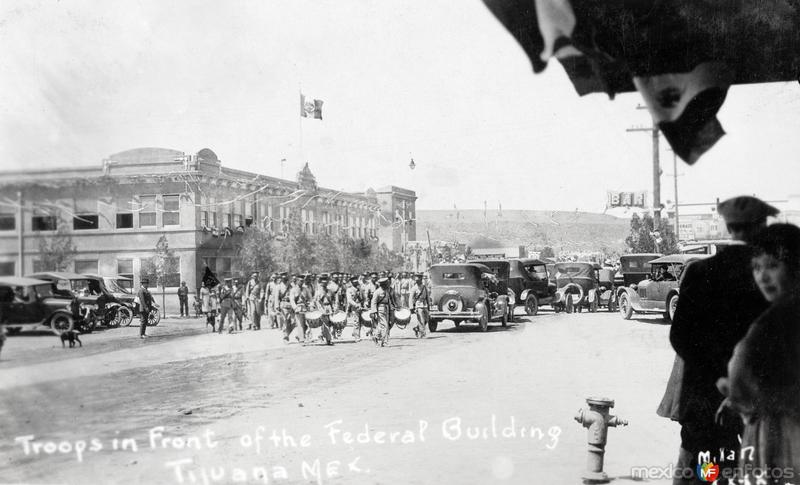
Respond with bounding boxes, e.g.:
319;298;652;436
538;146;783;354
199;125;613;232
137;278;154;339
668;196;777;484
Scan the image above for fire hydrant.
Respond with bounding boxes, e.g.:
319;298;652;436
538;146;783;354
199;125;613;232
574;397;628;484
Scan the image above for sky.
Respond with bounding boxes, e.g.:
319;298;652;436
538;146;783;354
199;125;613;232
1;0;799;214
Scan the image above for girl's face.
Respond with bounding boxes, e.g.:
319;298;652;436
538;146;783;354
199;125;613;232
752;253;796;302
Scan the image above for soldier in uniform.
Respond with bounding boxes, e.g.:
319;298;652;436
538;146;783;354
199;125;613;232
244;272;259;325
667;196;776;484
248;274;263;330
286;275;311;343
217;278;236;334
347;276;365;342
410;272;430;338
264;273;278;329
232;278;245;332
363;272;378;336
314;274;335;344
370;277;394;347
276;273;292;335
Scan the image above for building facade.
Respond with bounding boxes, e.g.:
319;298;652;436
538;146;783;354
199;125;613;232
0;147;415;302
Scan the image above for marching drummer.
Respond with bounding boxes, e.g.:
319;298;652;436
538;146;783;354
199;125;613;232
282;274;304;343
347;276;365;342
370;277;394;347
411;272;431;338
314;274;335;344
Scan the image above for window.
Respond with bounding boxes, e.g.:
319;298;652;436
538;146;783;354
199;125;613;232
0;214;14;231
73;214;99;230
117;259;134;290
0;261;14;276
163;195;180;226
203;257;232;280
74;260;98;274
139;196;156;227
225;213;232;228
235;214;243;228
32;215;57;231
116;213;133;229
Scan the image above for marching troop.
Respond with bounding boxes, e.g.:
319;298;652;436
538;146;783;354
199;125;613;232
197;269;431;347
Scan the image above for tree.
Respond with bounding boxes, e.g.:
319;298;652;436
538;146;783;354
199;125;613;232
540;246;556;259
273;211;316;273
237;226;275;276
140;234;179;317
36;220;77;271
625;213;679;254
313;231;341;273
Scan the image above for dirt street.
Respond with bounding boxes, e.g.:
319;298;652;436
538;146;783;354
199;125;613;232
1;310;682;484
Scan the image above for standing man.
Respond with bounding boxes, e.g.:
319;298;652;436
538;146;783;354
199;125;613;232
410;273;430;338
232;278;245;332
285;275;308;343
177;281;189;318
249;275;263;330
668;196;776;483
264;273;277;329
370;277;394;347
217;278;235;334
137;278;154;339
347;276;364;342
245;272;259;325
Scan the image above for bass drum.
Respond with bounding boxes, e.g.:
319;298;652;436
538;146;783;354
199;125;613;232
393;308;411;329
305;310;323;329
360;310;374;327
329;311;347;329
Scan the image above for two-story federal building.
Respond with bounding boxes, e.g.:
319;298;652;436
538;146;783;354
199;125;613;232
0;147;416;299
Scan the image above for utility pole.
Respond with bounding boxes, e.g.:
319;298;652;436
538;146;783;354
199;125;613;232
626;106;662;228
672;152;679;239
16;190;23;276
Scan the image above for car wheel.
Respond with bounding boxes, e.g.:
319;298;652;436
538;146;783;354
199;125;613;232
666;294;679;323
118;306;133;327
6;327;22;335
565;294;574;314
428;320;438;333
478;308;489;332
149;309;161;326
51;313;74;334
524;295;539;316
619;293;633;320
440;295;463;314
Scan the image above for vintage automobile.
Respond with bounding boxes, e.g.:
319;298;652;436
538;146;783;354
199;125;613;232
0;276;75;334
428;263;511;332
27;272;130;327
617;254;707;322
616;253;662;288
471;258;555;317
552;262;601;313
91;274;136;325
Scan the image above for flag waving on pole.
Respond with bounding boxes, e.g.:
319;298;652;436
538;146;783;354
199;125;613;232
300;93;323;119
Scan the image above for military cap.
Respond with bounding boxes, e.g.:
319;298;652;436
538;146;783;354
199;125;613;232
717;196;779;224
414;272;424;279
370;272;378;278
379;271;387;277
224;277;232;282
250;271;259;277
350;276;359;283
319;274;330;281
141;278;149;284
377;277;389;285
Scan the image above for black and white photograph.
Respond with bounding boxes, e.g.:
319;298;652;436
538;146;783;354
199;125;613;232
2;1;800;484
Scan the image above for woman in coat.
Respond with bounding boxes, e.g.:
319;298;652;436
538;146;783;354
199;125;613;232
717;224;800;484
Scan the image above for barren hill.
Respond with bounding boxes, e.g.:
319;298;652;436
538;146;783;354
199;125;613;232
415;209;630;254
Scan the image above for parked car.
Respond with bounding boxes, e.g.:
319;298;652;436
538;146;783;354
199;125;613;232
552;262;601;313
471;258;555;317
0;276;75;334
27;272;129;327
617;254;708;322
428;263;511;332
616;253;662;288
91;274;136;325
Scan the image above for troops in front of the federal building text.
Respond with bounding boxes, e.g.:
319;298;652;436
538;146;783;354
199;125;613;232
197;267;431;347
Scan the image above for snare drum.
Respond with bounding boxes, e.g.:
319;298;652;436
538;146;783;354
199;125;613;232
360;310;374;327
330;311;347;329
305;310;323;328
393;308;411;328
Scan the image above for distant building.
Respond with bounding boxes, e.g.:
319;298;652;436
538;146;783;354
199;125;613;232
0;147;415;305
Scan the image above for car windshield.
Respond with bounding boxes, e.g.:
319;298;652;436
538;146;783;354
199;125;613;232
104;278;132;294
555;264;594;278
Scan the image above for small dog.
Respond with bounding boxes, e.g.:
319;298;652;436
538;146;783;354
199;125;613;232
60;330;82;348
